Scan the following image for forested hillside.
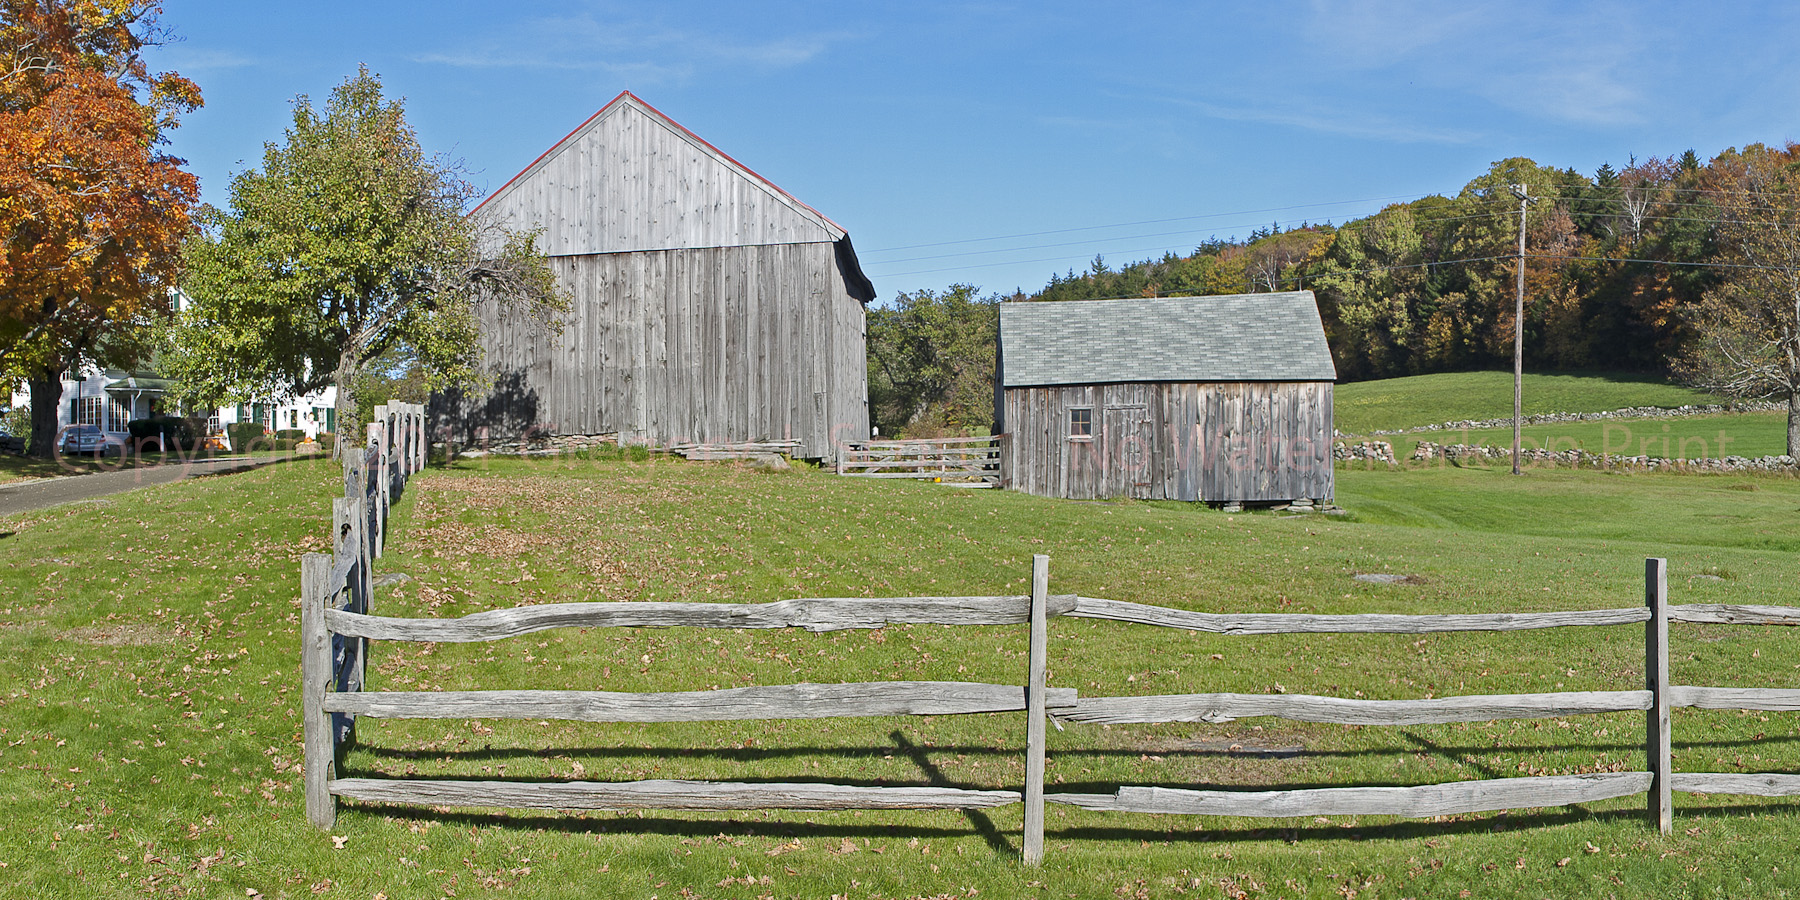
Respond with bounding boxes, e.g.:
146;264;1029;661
869;143;1800;451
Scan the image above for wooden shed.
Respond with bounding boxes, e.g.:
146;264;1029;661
442;92;874;461
996;292;1336;503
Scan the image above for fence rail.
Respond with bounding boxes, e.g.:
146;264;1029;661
299;541;1800;866
1052;773;1655;819
838;436;1000;486
325;593;1076;641
1066;596;1651;633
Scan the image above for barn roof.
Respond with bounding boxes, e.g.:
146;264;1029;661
998;292;1337;387
473;92;859;260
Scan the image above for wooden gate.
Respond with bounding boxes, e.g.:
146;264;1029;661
837;436;1000;486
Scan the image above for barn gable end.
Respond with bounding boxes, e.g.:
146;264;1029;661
475;92;848;256
440;93;872;461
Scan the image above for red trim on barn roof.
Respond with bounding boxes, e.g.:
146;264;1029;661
471;91;847;236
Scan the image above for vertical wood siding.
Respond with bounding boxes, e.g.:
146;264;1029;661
452;242;868;462
1001;382;1333;503
482;101;840;256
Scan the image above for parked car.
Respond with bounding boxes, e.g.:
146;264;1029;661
59;424;124;458
0;426;23;455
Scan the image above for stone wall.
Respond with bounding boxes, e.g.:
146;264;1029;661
1333;441;1398;464
1330;437;1797;472
1406;441;1797;472
1361;401;1784;437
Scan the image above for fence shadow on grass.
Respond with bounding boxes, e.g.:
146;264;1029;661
327;805;1013;843
890;729;1015;855
1050;805;1652;846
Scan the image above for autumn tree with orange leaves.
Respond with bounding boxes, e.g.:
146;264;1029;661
0;0;200;457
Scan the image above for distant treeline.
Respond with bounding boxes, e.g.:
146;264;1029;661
869;147;1800;439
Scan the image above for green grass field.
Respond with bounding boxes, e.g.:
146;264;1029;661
5;448;1800;898
1335;371;1723;435
1377;412;1792;461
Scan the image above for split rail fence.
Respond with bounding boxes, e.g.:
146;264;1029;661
298;552;1800;865
299;403;426;772
837;435;1000;486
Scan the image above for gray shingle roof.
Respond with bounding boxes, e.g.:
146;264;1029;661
998;291;1337;387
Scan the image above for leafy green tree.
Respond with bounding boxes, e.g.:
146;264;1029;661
1312;201;1443;379
164;68;562;449
866;284;1000;437
1676;143;1800;455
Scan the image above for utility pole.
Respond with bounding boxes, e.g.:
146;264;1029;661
1510;184;1530;476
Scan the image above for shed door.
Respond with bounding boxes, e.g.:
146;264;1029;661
1103;404;1152;500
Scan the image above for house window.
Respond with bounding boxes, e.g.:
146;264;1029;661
1069;407;1093;440
107;398;130;432
75;396;104;427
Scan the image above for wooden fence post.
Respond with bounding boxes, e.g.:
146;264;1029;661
351;494;372;616
332;497;367;746
379;417;391;553
1023;554;1049;865
341;447;363;503
412;403;424;472
365;420;387;559
387;408;401;493
1646;557;1672;834
405;405;418;476
300;552;337;830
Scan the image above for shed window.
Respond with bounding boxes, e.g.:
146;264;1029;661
1069;407;1093;439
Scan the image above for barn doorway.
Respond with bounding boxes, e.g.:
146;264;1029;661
1103;404;1152;499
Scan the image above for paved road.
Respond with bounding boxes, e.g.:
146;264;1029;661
0;456;290;517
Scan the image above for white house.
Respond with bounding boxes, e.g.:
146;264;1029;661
9;367;338;451
215;386;340;444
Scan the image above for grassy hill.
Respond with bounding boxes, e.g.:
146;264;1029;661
1335;371;1722;435
3;454;1799;897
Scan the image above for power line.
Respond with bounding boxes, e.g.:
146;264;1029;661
867;208;1514;269
866;179;1800;283
860;193;1503;254
1005;255;1524;303
1248;252;1799;292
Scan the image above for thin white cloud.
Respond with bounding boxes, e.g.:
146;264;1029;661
411;14;849;82
150;47;255;71
1301;0;1498;69
1170;95;1481;145
408;51;688;82
1296;0;1652;129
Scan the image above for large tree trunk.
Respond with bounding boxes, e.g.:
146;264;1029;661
26;365;62;459
1789;389;1800;459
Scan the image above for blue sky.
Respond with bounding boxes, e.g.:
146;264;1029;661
143;1;1800;301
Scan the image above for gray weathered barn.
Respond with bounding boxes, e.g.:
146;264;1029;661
444;92;874;461
996;292;1336;503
